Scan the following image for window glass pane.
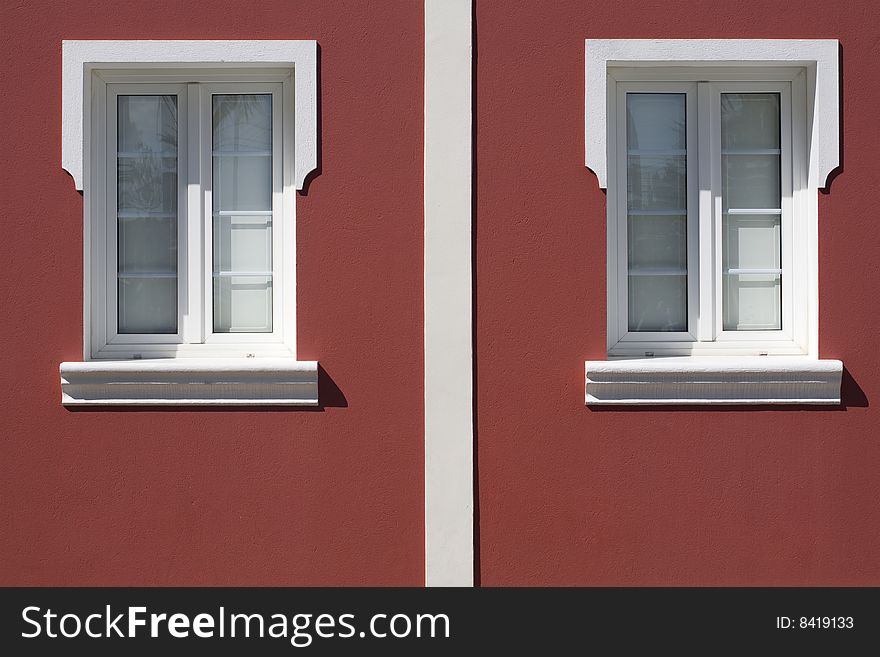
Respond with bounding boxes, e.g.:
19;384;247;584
117;95;178;334
118;278;178;333
628;274;688;332
626;93;688;331
722;154;780;211
721;93;780;150
213;95;272;152
213;156;273;211
723;273;781;331
626;93;687;151
721;93;781;330
213;275;273;333
212;94;273;332
213;215;273;273
723;215;780;271
628;215;687;270
626;155;687;212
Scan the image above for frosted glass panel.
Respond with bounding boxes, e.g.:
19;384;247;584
117;95;178;334
723;215;780;271
722;154;780;210
628;275;688;332
723;274;781;330
213;215;272;273
626;94;687;151
628;215;687;270
213;276;273;333
212;94;273;333
626;94;688;332
722;93;782;330
118;277;177;334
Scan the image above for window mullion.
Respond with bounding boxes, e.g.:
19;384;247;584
696;81;717;340
182;82;204;344
710;86;724;340
201;85;215;343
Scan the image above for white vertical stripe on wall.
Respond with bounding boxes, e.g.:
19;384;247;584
424;0;474;587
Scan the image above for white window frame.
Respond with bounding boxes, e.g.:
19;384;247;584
93;71;294;359
59;40;319;406
584;40;843;405
607;69;806;357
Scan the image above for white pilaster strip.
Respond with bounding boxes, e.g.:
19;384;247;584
424;0;474;586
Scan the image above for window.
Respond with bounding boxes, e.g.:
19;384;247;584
584;40;843;404
607;70;805;357
60;41;319;405
91;72;294;359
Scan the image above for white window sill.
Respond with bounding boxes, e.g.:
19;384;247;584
60;359;318;406
585;357;842;405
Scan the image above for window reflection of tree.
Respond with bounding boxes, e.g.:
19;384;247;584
117;96;178;214
626;94;688;331
212;94;270;151
116;93;179;325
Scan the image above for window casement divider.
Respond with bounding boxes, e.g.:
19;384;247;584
613;80;700;345
194;80;287;347
687;86;701;342
184;81;204;345
697;81;716;341
103;81;189;348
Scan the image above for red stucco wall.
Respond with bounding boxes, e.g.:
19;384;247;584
3;0;878;588
0;1;425;585
475;0;880;584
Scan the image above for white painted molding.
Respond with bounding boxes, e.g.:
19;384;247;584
61;40;318;190
60;359;318;406
585;357;842;405
585;39;839;188
424;0;474;587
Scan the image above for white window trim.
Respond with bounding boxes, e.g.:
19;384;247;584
584;39;842;405
60;40;319;406
608;73;804;357
92;72;294;359
585;39;839;190
62;40;317;192
61;359;318;406
585;357;841;405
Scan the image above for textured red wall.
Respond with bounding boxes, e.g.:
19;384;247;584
0;1;424;585
4;0;879;589
475;0;880;584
